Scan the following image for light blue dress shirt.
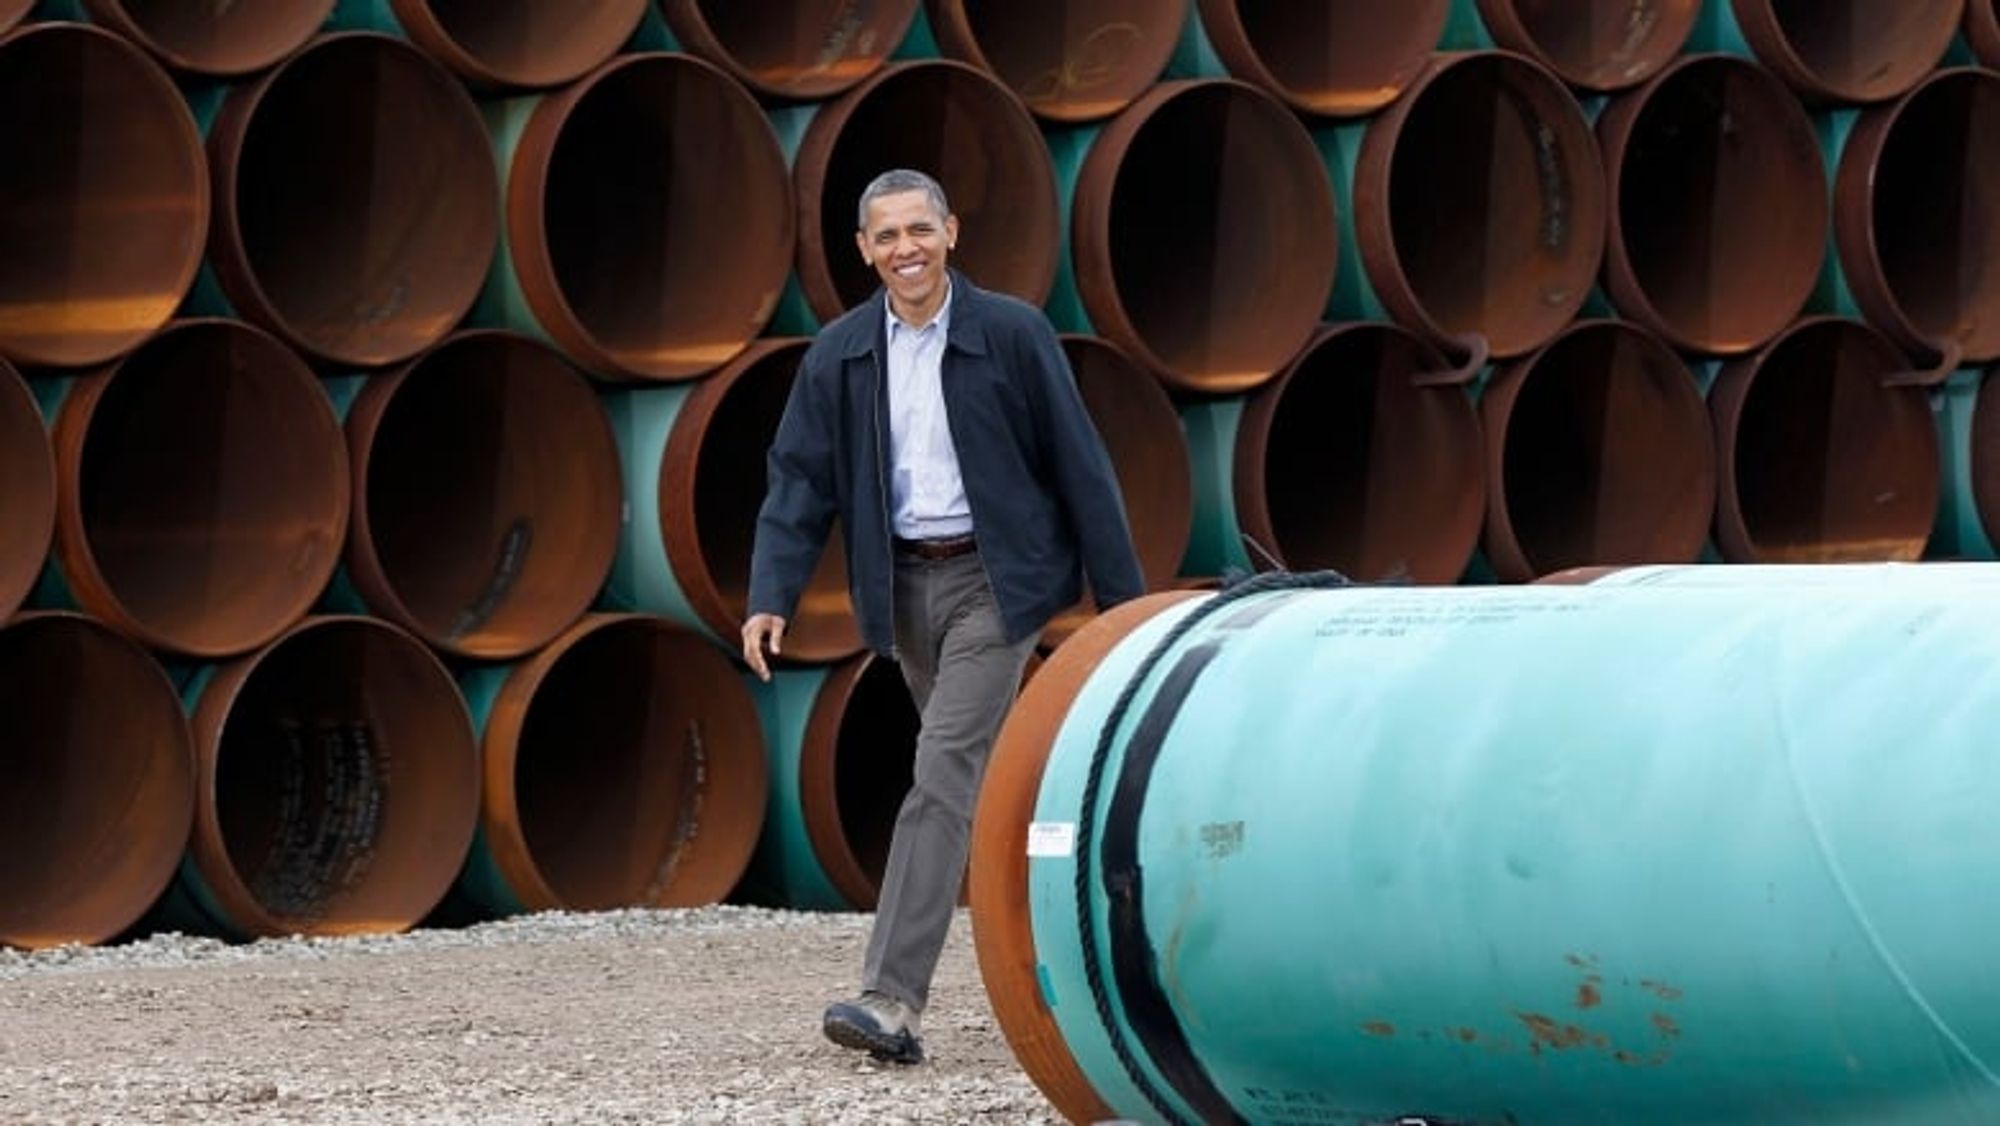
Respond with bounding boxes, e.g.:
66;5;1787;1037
884;282;973;540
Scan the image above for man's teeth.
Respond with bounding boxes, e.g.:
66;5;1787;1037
896;263;924;276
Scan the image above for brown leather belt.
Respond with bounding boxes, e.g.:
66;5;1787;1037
893;534;977;560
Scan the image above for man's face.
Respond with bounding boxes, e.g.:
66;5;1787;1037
856;189;958;318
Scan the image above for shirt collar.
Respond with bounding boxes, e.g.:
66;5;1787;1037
887;277;952;341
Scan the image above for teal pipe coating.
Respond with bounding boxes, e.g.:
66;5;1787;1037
1002;567;2000;1123
1042;123;1099;335
603;382;706;632
1932;368;1999;561
1177;398;1247;577
738;666;851;911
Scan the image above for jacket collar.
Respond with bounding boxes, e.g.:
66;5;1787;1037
838;269;990;358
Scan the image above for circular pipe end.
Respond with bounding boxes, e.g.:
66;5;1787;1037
658;0;921;100
0;358;55;621
1730;0;1962;104
926;0;1187;122
1475;0;1702;91
1196;0;1450;117
82;0;335;76
0;3;30;34
797;654;919;909
389;0;649;89
345;331;623;661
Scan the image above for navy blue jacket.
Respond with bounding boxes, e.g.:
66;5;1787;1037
747;273;1145;655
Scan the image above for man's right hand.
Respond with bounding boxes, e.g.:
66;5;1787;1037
741;613;787;681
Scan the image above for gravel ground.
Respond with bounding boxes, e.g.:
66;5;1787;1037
0;907;1062;1125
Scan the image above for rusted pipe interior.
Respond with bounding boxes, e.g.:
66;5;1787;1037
0;614;195;950
0;359;54;621
1074;80;1334;392
388;0;647;88
1475;0;1702;90
1368;53;1606;359
346;332;622;660
925;0;1187;121
1195;0;1449;116
657;0;920;100
210;33;496;367
1234;324;1484;584
81;0;334;76
1481;321;1714;582
667;340;860;661
796;60;1058;325
1733;0;1961;103
0;3;30;34
804;655;920;909
199;617;477;936
1968;1;2000;69
1711;318;1938;563
52;319;348;658
515;53;794;380
0;23;207;368
1601;55;1826;355
500;618;768;911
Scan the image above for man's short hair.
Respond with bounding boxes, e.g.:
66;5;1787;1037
856;169;952;230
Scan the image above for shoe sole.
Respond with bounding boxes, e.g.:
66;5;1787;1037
823;1012;924;1065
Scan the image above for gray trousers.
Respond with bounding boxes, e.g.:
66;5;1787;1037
862;550;1038;1010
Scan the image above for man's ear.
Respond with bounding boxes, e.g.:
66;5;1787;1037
945;214;960;251
855;229;870;264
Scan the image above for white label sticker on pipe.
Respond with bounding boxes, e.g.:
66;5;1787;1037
1026;821;1077;858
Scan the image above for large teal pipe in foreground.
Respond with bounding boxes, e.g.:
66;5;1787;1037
979;567;2000;1123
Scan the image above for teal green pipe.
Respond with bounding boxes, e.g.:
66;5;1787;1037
1024;571;2000;1122
469;96;557;347
1164;2;1224;78
766;102;824;338
1440;0;1496;49
1043;124;1099;335
174;82;234;320
325;0;399;33
1687;0;1750;54
737;669;851;911
891;2;938;59
1932;369;1997;561
598;385;708;636
139;664;248;939
1176;398;1248;577
454;664;530;917
314;374;371;615
24;378;76;611
1810;110;1864;318
1312;121;1386;323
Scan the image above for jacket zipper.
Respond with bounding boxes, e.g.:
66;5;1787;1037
872;349;897;657
937;341;1006;621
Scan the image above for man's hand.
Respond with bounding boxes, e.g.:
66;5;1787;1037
741;613;787;681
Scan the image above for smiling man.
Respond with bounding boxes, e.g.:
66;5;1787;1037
744;169;1144;1065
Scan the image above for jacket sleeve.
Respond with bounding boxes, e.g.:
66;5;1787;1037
1021;318;1147;608
747;353;840;622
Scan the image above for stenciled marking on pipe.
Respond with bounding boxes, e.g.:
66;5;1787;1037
1017;22;1144;105
813;0;870;73
252;719;386;925
1617;1;1661;78
448;519;532;641
644;718;710;902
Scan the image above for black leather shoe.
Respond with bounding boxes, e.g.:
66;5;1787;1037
823;992;925;1064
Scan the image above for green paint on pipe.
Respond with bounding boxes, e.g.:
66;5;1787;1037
738;669;850;911
154;664;249;939
1175;398;1247;578
1811;109;1862;318
625;3;677;51
1687;0;1750;54
470;97;558;346
454;663;531;918
892;3;938;59
599;386;709;638
1311;121;1385;323
766;103;822;337
1042;124;1098;334
1932;369;1997;560
1164;3;1224;78
1440;0;1496;49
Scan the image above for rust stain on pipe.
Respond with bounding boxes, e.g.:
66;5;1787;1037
0;613;195;950
343;330;622;661
1196;0;1449;117
794;59;1059;326
1833;68;2000;364
1476;0;1701;91
388;0;648;89
0;3;30;34
924;0;1186;122
1480;320;1715;581
1598;54;1826;356
82;0;334;77
1727;0;1962;104
477;615;769;912
1709;316;1940;563
206;33;497;368
503;51;794;381
1072;78;1334;392
0;358;54;621
1235;322;1485;584
185;616;479;938
659;338;862;662
0;22;207;368
659;0;920;100
48;318;349;659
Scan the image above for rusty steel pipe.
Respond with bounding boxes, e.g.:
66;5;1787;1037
1832;68;2000;364
486;51;793;381
382;0;647;89
176;615;479;938
1473;0;1701;91
341;331;622;661
1598;54;1826;356
0;613;195;950
1969;1;2000;68
1710;316;1943;563
459;615;769;915
206;32;497;369
1354;51;1606;361
0;359;54;621
1480;320;1714;582
45;319;349;659
1192;1;1449;117
657;0;919;101
923;0;1186;122
794;60;1058;326
1720;0;1962;104
0;22;207;368
0;3;28;33
81;0;333;76
1069;79;1334;393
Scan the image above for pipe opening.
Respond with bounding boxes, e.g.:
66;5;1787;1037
1716;319;1938;562
350;332;622;659
1746;0;1960;103
927;0;1186;121
658;0;920;100
1483;322;1713;581
214;33;496;367
1238;325;1483;584
797;60;1058;325
391;0;647;88
523;54;792;380
1604;56;1825;354
826;657;919;903
0;360;54;620
59;320;347;658
1081;80;1334;392
1374;54;1605;358
81;0;334;76
0;24;206;368
1476;0;1701;90
0;615;194;949
205;618;476;935
509;618;767;910
1199;0;1449;116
